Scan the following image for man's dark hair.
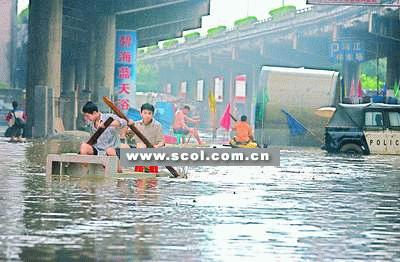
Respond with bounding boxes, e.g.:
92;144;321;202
241;115;247;122
183;105;190;110
141;103;154;113
82;101;98;114
12;101;18;109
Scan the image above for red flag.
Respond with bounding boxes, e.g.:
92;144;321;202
219;103;231;131
357;79;363;97
349;79;355;97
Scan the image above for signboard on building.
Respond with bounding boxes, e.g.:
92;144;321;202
114;30;137;113
330;40;365;63
214;77;224;102
235;75;247;103
307;0;381;5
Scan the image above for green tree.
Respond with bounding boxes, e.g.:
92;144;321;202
0;81;9;89
360;58;386;82
18;7;29;24
360;74;384;91
136;62;160;93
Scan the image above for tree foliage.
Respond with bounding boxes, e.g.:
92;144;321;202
18;8;29;24
234;16;258;27
136;62;160;93
146;45;159;53
0;81;9;89
360;58;386;82
207;26;227;37
184;32;201;41
269;6;296;17
162;39;179;49
360;58;386;90
360;74;384;91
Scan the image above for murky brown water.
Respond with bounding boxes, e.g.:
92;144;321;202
0;138;399;261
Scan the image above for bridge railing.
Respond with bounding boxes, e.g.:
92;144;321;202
138;6;320;57
139;5;340;57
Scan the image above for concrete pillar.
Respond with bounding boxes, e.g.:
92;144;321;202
86;22;96;98
228;69;234;106
76;58;87;93
33;86;54;137
61;62;76;130
170;76;180;97
386;51;400;92
93;14;116;112
249;66;259;125
342;61;360;97
10;0;17;88
208;73;216;139
76;58;89;129
26;0;62;137
184;68;197;102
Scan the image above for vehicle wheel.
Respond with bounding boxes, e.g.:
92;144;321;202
339;143;363;154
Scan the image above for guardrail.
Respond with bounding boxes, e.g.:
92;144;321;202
139;6;319;57
138;4;382;59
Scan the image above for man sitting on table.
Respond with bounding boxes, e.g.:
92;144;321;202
79;101;132;156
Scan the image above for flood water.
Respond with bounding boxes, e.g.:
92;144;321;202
0;138;399;261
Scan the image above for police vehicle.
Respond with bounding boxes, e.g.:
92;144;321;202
324;103;400;155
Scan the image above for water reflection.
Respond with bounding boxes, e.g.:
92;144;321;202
0;140;399;261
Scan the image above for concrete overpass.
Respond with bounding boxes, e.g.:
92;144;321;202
26;0;210;137
138;4;400;123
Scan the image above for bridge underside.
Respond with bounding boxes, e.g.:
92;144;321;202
138;5;400;123
25;0;210;137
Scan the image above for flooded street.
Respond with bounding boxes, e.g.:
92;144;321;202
2;0;400;260
0;139;399;261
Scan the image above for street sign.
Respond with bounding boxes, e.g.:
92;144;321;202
330;40;365;63
114;30;137;113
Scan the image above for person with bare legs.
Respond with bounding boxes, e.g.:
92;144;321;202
172;105;202;145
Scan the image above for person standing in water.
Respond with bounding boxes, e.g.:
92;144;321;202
5;101;27;142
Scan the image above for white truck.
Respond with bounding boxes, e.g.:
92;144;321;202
253;66;341;147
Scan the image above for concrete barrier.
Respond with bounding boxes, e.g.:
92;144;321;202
46;153;118;177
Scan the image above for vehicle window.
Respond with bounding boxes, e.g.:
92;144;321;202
389;112;400;127
365;111;384;127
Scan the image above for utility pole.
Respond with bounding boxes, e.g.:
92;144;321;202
282;0;285;6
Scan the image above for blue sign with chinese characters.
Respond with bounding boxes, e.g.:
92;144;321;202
114;30;137;113
330;40;365;63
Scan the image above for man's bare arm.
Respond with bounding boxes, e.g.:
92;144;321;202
184;115;200;123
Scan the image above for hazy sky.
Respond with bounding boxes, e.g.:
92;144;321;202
17;0;309;34
17;0;29;13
